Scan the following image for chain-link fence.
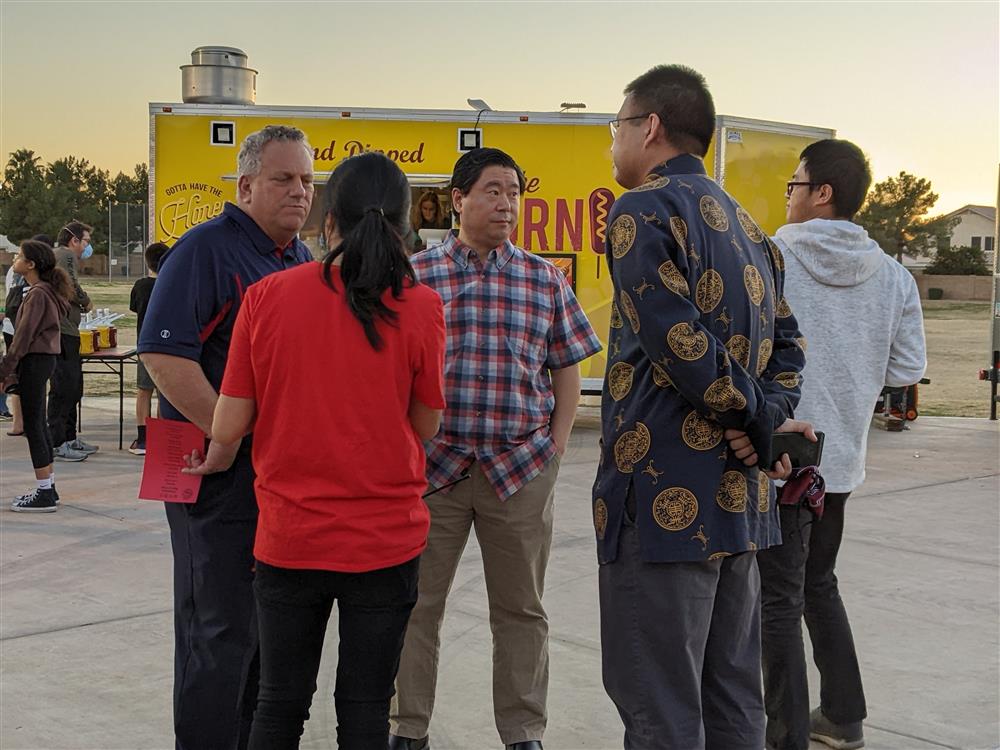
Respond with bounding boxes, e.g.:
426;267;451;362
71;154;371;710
107;202;148;280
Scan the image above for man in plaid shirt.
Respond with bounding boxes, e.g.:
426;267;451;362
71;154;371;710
390;148;601;750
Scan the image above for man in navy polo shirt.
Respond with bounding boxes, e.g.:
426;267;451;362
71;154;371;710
139;125;315;750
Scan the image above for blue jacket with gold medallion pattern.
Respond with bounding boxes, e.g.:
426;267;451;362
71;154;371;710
592;154;805;564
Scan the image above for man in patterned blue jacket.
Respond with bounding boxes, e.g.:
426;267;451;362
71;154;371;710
593;65;813;749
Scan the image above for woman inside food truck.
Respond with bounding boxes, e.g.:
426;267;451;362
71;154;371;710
410;190;451;251
183;152;446;749
411;190;450;231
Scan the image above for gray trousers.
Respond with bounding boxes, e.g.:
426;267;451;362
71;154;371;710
599;515;765;750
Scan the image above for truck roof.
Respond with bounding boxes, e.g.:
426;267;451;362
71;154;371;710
149;103;832;137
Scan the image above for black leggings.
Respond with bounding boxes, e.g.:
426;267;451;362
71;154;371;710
18;353;56;469
47;333;82;445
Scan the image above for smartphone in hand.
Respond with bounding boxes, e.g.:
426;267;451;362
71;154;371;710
771;431;825;468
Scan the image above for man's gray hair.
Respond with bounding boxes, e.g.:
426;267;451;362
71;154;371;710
237;125;313;179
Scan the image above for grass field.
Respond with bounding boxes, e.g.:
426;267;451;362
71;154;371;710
918;300;993;417
76;281;997;418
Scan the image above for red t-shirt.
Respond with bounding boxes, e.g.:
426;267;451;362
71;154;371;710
221;262;446;572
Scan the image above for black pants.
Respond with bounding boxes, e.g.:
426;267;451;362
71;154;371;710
599;497;764;750
17;353;56;469
46;333;82;445
758;494;867;750
166;452;259;750
249;557;420;750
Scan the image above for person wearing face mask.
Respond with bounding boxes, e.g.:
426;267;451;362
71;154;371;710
49;220;96;461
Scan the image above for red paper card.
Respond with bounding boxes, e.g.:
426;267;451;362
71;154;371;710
138;417;205;503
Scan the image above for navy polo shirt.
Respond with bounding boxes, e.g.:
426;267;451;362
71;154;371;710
138;202;313;423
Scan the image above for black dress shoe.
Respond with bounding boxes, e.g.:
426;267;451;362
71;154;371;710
506;742;543;750
388;735;429;750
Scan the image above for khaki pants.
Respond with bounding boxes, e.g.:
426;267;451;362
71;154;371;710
391;458;559;745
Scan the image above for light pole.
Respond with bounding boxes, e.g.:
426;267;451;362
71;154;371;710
467;98;493;139
107;198;112;281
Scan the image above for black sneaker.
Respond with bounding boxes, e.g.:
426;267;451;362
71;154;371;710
11;487;58;513
52;484;60;505
810;707;864;749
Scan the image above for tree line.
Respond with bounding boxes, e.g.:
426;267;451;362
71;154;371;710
0;148;148;252
0;148;989;274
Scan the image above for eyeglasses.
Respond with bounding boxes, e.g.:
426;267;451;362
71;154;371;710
785;181;822;198
609;113;652;139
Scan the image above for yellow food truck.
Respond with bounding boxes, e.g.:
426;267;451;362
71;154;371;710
150;51;833;384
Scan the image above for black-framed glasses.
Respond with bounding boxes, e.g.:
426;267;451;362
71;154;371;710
785;181;821;198
609;113;652;139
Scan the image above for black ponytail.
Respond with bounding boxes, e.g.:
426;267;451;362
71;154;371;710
321;153;416;349
20;240;73;301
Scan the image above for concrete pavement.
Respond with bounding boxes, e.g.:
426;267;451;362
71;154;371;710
1;400;997;749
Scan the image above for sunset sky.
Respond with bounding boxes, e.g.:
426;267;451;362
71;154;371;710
2;0;997;215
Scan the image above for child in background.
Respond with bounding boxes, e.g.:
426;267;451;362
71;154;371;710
2;234;54;435
128;242;169;455
0;241;74;512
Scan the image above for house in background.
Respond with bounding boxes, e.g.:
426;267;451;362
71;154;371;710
944;204;996;260
902;204;996;272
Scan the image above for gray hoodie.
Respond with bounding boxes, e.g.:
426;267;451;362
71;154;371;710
773;219;926;492
54;246;91;338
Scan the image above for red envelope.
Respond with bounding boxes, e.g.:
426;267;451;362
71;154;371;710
138;417;205;503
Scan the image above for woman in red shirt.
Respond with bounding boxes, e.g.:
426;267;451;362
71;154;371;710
185;153;446;749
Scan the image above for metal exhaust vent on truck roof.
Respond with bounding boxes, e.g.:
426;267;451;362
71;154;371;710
181;46;257;105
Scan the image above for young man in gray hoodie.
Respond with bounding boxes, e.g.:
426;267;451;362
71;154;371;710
759;139;927;750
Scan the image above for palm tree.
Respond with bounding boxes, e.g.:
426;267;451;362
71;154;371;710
0;149;48;242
